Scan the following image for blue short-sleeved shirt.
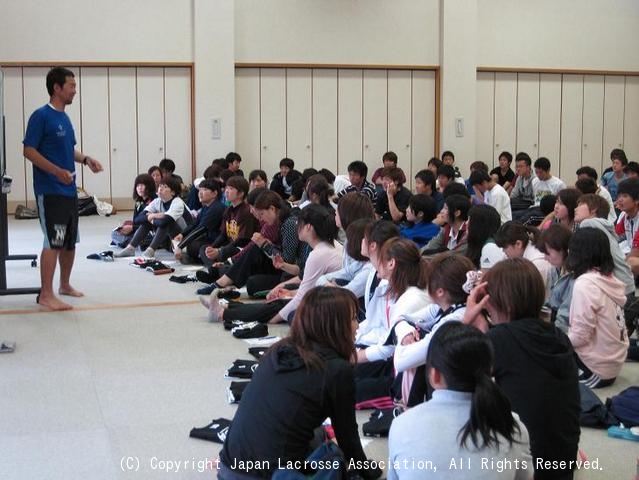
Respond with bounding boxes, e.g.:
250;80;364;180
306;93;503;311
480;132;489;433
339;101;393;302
23;104;77;196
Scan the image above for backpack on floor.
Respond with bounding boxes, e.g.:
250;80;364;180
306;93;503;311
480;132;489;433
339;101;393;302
579;383;619;428
606;386;639;427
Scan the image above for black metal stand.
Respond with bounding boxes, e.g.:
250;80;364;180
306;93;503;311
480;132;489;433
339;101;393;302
0;191;40;296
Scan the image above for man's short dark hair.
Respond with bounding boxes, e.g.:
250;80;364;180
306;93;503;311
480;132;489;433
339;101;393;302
498;151;513;163
442;182;471;199
248;169;267;182
383;151;398;164
318;168;336;185
515;152;532;166
611;148;628;163
159;158;176;173
576;166;598;181
46;67;74;96
409;194;437;223
226;152;242;164
160;175;182;196
575;177;597;195
199;178;222;198
469;161;489;173
415;169;436;192
469;170;491;186
428;157;443;169
533;157;551;172
441;150;455;161
226;175;250;198
625;161;639;176
617;178;639;201
437;165;456;180
348;161;368;179
279;157;294;169
381;167;405;186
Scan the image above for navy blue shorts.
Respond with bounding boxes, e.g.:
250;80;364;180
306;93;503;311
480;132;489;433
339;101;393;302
37;194;79;250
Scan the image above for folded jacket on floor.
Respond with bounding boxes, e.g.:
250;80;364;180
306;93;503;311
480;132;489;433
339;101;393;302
232;321;269;339
225;359;259;379
189;418;232;443
227;381;250;404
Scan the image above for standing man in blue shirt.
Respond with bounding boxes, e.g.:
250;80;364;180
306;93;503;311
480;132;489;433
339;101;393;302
23;67;103;311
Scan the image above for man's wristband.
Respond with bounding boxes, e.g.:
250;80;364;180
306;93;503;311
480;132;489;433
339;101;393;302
82;156;89;166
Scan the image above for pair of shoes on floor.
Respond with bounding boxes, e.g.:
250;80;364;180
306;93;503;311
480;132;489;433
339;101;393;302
199;290;226;323
362;407;403;437
145;261;174;275
231;321;269;339
0;341;16;353
195;269;215;284
86;250;114;262
168;274;198;284
196;284;241;298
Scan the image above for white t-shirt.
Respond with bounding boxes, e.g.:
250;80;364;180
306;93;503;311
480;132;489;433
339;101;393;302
480;242;506;269
485;183;512;223
532;176;566;205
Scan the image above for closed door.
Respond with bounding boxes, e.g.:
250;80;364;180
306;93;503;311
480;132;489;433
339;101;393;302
286;69;312;171
516;73;540;159
137;67;166;170
560;75;584;181
312;69;338;174
337;69;363;173
581;76;604;174
411;70;436;184
538;74;562;165
3;67;27;204
603;75;626;169
362;69;387;166
109;67;139;202
493;73;517;158
260;69;286;177
387;70;412;178
235;68;261;173
476;72;495;166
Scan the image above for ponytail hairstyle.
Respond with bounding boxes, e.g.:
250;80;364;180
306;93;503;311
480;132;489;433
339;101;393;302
254;189;291;223
305;174;334;210
494;221;538;249
297;204;338;245
426;322;520;450
427;252;474;305
378;238;428;301
346;218;374;261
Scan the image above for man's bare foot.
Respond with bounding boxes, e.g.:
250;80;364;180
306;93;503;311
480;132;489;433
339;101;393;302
37;294;73;311
59;286;84;297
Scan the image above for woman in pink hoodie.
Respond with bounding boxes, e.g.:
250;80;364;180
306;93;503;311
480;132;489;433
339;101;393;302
567;227;629;388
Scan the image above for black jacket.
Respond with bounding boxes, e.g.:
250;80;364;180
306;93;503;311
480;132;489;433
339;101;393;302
488;319;580;479
220;343;380;479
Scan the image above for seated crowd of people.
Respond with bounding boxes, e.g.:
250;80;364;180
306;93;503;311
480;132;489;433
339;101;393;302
109;148;638;480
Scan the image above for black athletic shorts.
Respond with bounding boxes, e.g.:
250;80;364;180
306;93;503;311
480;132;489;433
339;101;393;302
37;194;79;250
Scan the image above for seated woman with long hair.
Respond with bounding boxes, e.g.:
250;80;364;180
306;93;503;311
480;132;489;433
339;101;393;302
202;204;342;324
388;322;532;480
218;287;381;480
463;258;580;480
392;252;476;406
566;227;629;388
465;204;505;270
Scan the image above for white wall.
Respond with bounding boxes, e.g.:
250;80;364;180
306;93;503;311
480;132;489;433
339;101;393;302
477;0;639;70
0;0;193;62
1;0;638;183
234;0;440;65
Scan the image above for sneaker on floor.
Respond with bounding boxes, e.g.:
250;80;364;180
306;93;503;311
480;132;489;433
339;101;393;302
223;319;246;331
232;321;269;339
114;246;135;258
196;283;216;295
195;269;216;284
218;289;241;300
